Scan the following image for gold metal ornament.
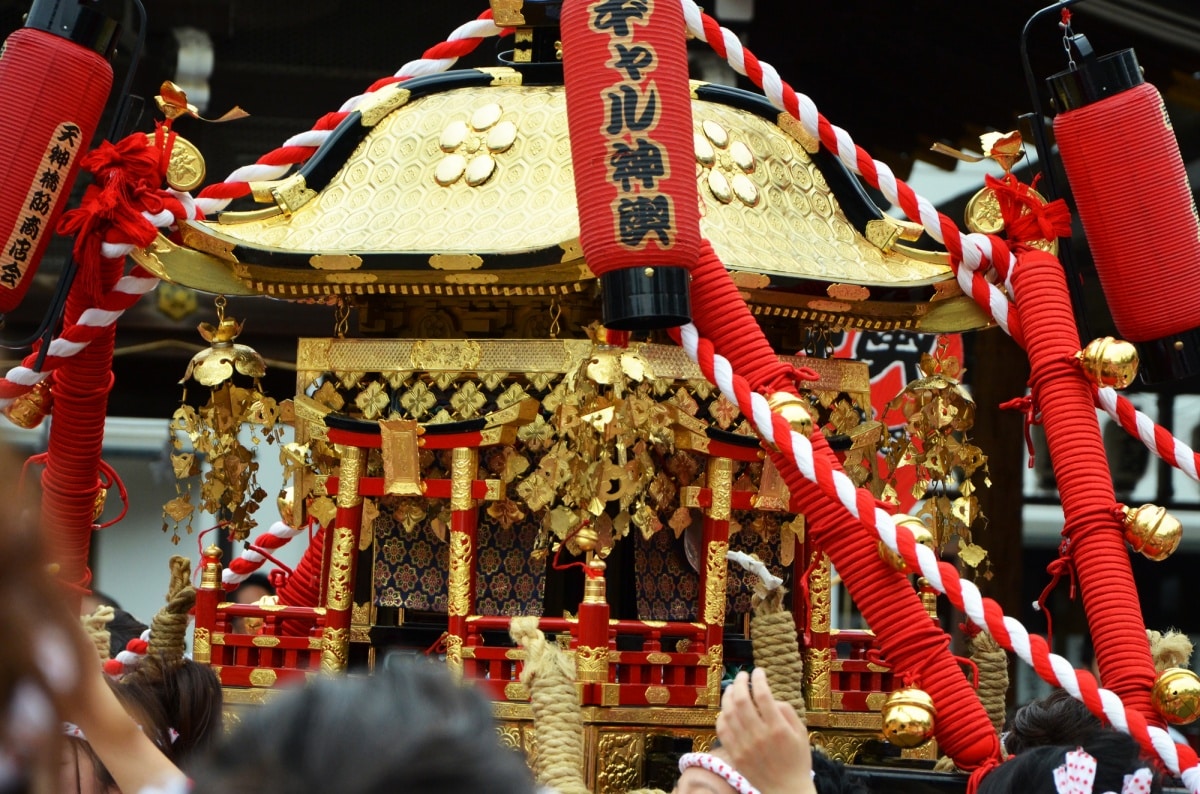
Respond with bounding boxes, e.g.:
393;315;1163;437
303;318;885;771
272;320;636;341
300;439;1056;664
1122;504;1182;561
766;392;814;438
1076;337;1139;390
164;299;282;542
145;131;207;193
878;514;935;572
3;379;52;428
1151;667;1200;725
881;687;937;748
181;313;267;387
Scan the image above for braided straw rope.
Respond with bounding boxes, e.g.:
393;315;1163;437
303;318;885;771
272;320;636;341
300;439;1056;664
509;617;588;794
971;631;1009;734
750;586;806;721
80;604;114;663
146;555;195;672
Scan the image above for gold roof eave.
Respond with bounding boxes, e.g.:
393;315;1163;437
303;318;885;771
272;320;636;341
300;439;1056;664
142;75;989;331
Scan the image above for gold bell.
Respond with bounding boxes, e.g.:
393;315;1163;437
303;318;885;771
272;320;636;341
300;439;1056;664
766;392;814;439
1122;504;1182;561
1076;337;1139;390
878;514;936;572
3;379;53;429
881;687;937;747
1151;667;1200;725
277;486;299;529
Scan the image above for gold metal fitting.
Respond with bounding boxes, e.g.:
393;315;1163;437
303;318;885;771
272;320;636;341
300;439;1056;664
277;486;298;529
881;687;937;748
766;392;814;438
1076;336;1139;390
1122;504;1182;561
879;514;936;572
583;562;607;604
92;488;108;523
3;379;52;429
1152;667;1200;725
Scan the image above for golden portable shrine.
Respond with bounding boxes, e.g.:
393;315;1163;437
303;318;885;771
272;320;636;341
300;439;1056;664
6;0;1200;791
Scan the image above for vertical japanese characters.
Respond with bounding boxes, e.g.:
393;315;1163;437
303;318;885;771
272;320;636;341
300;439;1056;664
0;122;82;291
561;0;700;273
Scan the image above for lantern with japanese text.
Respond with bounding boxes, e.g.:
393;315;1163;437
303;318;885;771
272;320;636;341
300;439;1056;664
0;0;118;313
561;0;699;330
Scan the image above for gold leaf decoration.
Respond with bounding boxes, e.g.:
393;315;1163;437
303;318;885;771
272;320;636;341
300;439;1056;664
355;380;390;420
399;380;437;420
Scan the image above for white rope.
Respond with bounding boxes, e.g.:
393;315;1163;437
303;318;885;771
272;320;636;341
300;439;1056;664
726;550;783;592
222;520;305;587
676;323;1194;785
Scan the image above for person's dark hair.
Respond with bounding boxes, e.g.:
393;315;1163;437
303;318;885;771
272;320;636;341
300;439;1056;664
1005;688;1103;756
979;730;1160;794
233;572;276;601
106;608;149;660
811;749;869;794
191;659;535;794
120;659;223;769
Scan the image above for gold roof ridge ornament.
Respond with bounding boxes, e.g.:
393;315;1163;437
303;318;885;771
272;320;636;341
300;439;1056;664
139;64;990;333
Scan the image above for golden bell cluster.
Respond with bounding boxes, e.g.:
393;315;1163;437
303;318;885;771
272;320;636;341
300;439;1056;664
878;514;936;572
1151;667;1200;725
1076;336;1139;390
1122;504;1182;561
881;687;937;747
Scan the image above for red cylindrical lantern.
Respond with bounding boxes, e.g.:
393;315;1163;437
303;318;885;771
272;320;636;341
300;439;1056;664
0;0;117;313
1050;47;1200;382
560;0;699;330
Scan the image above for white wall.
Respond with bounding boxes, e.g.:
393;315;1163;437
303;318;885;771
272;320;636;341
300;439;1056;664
2;416;308;624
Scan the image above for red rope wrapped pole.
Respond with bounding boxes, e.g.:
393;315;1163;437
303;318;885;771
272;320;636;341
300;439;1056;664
0;0;117;312
42;136;167;597
560;0;698;330
685;239;1001;770
1008;247;1160;728
1049;46;1200;381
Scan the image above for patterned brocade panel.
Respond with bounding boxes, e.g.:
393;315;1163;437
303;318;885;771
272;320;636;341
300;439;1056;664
373;507;546;616
634;524;783;624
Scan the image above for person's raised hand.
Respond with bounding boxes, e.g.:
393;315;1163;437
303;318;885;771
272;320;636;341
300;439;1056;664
715;667;816;794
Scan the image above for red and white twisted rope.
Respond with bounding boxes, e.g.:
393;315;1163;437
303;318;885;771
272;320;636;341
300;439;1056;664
1097;386;1200;482
678;0;1019;341
0;193;196;408
193;11;505;216
674;322;1199;790
221;519;304;590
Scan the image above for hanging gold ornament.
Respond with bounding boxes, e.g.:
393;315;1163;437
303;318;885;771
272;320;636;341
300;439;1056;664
1151;667;1200;725
3;379;53;428
163;298;282;543
1122;503;1182;561
1076;337;1139;390
881;687;937;747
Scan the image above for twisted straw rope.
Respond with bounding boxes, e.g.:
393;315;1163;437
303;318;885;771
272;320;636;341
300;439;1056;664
146;555;195;671
510;617;588;794
80;604;114;663
970;631;1009;735
1148;629;1194;673
750;587;806;721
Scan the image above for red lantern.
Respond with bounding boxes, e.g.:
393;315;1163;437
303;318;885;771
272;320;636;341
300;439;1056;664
561;0;700;330
1050;45;1200;381
0;0;117;313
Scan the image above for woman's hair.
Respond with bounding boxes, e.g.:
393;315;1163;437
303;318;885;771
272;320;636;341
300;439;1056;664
191;658;535;794
119;659;223;769
979;730;1160;794
1005;688;1103;756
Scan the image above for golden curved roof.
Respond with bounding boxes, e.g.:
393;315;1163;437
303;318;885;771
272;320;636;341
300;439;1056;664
136;68;989;333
